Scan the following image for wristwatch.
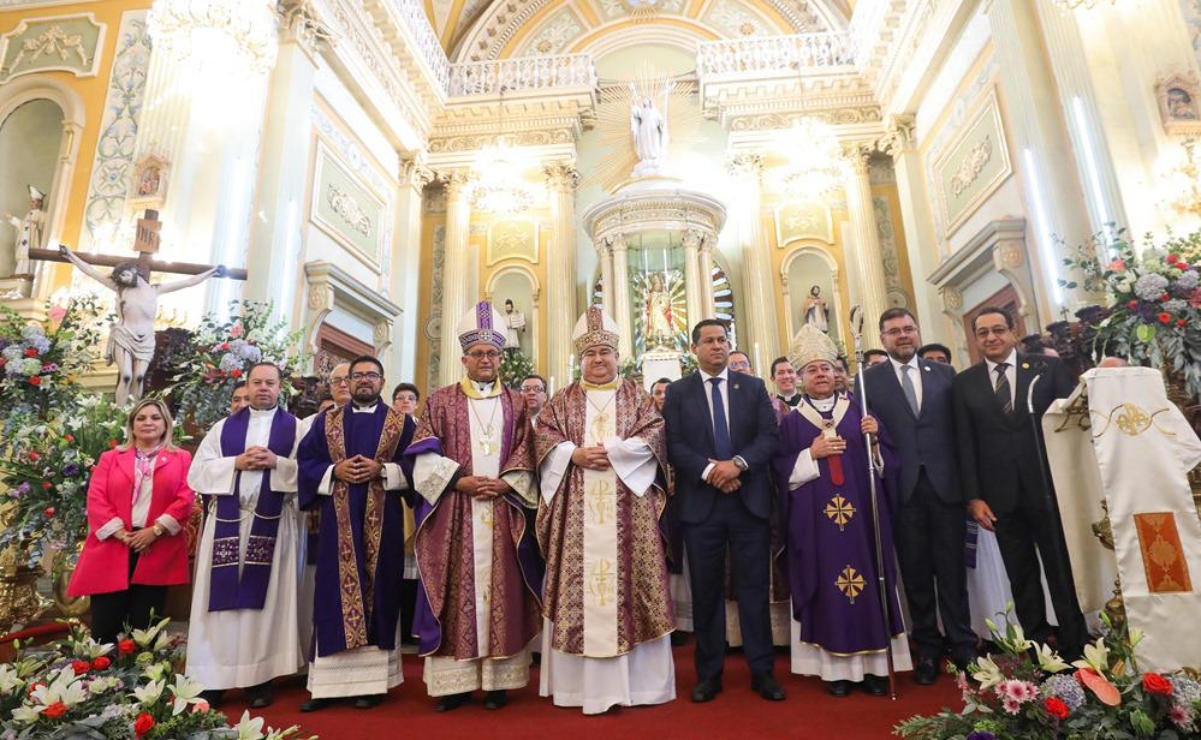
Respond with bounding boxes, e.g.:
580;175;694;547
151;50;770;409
733;456;749;472
151;524;165;537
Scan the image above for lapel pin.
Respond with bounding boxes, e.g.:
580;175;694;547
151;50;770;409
923;366;931;372
733;383;740;390
1021;362;1030;369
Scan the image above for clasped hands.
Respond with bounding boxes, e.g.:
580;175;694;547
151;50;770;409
455;475;513;499
334;454;382;484
115;528;159;553
235;445;279;471
706;460;742;494
571;444;611;472
809;416;879;460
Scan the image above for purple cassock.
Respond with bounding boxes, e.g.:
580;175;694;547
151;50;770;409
400;383;543;660
773;398;905;656
298;403;414;658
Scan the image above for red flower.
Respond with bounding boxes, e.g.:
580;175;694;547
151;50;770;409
1160;292;1171;302
1143;673;1173;696
27;451;39;461
1127;299;1140;310
108;439;118;448
64;434;74;443
70;659;90;676
1179;319;1189;328
220;342;230;351
1159;312;1172;325
118;639;136;655
91;656;111;670
134;712;155;737
231;369;243;378
28;376;41;386
41;481;52;490
24;348;37;357
1044;696;1070;720
1168;254;1180;264
41;701;67;719
43;507;55;517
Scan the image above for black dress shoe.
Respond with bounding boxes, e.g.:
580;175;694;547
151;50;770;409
862;675;889;696
354;694;384;709
750;673;785;701
690;678;722;703
670;631;687;647
199;689;226;707
435;692;471;712
826;680;852;698
914;657;939;686
245;681;274;709
299;697;335;712
484;690;509;710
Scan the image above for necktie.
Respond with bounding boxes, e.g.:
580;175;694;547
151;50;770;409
900;365;920;416
994;362;1012;414
710;377;732;460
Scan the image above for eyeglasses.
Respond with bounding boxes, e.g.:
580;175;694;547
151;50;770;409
466;350;501;360
350;371;383;381
328;376;349;386
521;386;546;394
974;327;1011;338
882;326;919;337
393;393;417;402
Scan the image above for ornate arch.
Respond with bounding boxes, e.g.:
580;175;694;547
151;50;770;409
780;242;843;343
0;74;86;299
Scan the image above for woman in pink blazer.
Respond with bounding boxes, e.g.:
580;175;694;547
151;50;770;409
69;398;195;643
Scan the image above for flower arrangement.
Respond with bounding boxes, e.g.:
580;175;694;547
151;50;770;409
0;618;315;739
168;300;305;429
1062;227;1201;398
499;348;536;389
0;393;129;568
894;612;1201;739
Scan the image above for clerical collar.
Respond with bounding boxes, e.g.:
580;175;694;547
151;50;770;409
806;395;837;412
351;402;379;414
248;406;276;417
581;378;621;391
460;377;502;399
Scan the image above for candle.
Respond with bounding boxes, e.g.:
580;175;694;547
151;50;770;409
754;342;763;376
568;354;575;382
549;375;556;396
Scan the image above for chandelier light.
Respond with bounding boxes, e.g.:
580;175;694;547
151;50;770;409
1050;0;1116;9
1158;138;1201;217
774;117;845;201
147;0;279;75
470;89;535;217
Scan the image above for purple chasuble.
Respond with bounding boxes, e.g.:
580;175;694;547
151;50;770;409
772;399;904;655
210;407;298;611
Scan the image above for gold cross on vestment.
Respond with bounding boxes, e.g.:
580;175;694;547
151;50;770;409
825;494;856;531
836;565;865;604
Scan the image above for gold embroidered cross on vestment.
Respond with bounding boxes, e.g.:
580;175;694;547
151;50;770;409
836;565;865;603
469;397;501;456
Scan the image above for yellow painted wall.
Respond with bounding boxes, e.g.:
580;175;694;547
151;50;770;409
0;0;155;288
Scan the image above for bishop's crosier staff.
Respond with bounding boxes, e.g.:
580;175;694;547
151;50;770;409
848;304;898;700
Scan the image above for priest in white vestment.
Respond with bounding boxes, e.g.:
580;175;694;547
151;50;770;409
186;362;303;708
536;308;675;714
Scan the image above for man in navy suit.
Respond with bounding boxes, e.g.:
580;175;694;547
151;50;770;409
952;306;1087;660
861;308;974;685
663;320;783;703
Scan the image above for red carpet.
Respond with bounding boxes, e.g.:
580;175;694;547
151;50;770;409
221;644;963;739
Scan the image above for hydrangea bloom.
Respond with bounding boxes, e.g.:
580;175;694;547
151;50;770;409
1041;673;1086;712
1134;273;1170;301
1171;676;1201;706
1176;270;1200;290
218;352;243;373
1164;298;1188;312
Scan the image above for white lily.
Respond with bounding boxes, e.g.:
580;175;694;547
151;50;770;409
30;668;88;708
972;655;1005;690
131;617;171;649
1072;637;1109;674
233;710;267;740
143;663;169;682
1129;627;1144;648
0;665;24;695
168;674;205;716
1034;642;1070;673
132;678;165;706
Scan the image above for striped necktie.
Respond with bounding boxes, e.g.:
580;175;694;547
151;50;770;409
994;362;1012;414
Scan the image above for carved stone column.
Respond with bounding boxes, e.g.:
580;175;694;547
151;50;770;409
544;163;579;379
843;145;890;328
609;234;634;359
683;229;704;331
882;116;942;335
726;153;777;354
439;172;473;386
698;240;715;316
600;240;615;319
392;154;434;380
247;5;329;318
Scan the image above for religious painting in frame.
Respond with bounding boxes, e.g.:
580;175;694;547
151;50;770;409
310;141;385;267
0;14;106;84
775;201;834;247
1155;73;1201;137
126;153;169;211
486;219;538;266
934;89;1013;236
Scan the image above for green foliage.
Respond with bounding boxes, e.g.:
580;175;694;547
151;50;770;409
499;348;536;389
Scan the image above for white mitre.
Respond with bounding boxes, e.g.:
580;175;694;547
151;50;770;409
788;323;838;371
571;306;620;356
456;300;508;352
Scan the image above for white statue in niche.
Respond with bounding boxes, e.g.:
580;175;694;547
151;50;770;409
3;185;46;276
503;298;526;355
629;82;671;177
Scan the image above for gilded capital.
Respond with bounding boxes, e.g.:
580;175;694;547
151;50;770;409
725;152;763;181
881;115;916;158
543;163;580;191
438;170;473;199
278;0;335;56
842;142;874;175
400;154;435;190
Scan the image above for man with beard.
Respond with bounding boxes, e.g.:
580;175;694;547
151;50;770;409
187;362;303;708
536;308;674;714
404;302;541;712
297;356;414;710
861;308;974;683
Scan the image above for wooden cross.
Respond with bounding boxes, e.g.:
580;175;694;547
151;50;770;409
28;209;248;281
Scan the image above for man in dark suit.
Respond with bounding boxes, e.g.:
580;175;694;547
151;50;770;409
952;305;1087;660
862;308;975;685
664;319;783;703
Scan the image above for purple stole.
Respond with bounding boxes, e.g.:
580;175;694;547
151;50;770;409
209;407;297;612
